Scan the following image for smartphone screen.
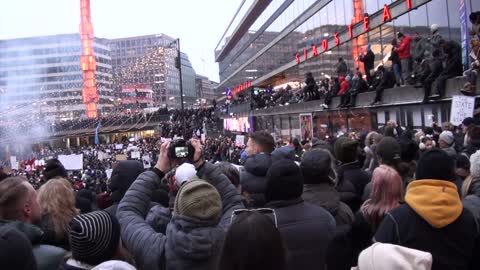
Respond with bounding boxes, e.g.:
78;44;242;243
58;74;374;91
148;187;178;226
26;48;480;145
175;147;189;158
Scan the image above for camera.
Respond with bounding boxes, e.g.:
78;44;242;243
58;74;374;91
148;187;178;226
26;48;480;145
167;139;195;161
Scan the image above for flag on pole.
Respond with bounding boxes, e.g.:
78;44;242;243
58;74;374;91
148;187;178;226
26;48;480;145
95;121;102;145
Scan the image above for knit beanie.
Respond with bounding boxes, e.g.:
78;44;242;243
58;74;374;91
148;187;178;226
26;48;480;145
439;131;454;145
416;149;455;181
300;149;335;184
91;260;136;270
69;211;121;266
334;137;359;164
174;163;199;188
470;150;480;179
265;159;304;202
109;161;144;203
0;225;37;270
358;243;432;270
43;158;68;180
174;180;222;221
376;137;402;164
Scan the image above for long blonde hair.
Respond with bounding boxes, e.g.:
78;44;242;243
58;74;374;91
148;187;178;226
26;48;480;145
38;177;79;240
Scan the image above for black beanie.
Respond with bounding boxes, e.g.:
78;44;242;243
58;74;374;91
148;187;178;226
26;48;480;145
0;225;37;270
109;160;144;203
265;159;304;202
416;149;455;181
376;137;402;164
301;150;335;184
69;211;120;265
43;158;68;180
334;137;359;164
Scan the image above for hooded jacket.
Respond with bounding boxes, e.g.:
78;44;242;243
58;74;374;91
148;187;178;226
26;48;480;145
116;162;244;270
240;153;272;207
375;179;480;270
396;36;413;59
104;160;144;216
0;220;66;270
338;77;349;96
360;49;375;71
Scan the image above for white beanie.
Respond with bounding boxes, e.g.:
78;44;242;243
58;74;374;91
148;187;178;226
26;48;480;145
439;131;454;145
470;150;480;179
358;243;432;270
92;260;136;270
174;163;198;188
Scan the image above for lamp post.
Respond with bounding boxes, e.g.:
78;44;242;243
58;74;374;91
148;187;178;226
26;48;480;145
169;38;186;137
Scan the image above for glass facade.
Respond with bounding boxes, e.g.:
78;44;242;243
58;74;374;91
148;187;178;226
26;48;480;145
218;0;473;93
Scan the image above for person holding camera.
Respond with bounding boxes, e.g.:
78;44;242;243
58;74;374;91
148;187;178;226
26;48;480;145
116;139;244;270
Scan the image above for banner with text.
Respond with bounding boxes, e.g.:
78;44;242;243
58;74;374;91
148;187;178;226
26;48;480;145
450;95;475;126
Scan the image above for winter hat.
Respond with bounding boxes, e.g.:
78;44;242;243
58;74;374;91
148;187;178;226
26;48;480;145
300;149;335;184
334;137;359;164
0;225;37;270
462;117;474;126
397;32;405;39
470;150;480;179
265;159;304;202
69;211;121;266
174;163;199;188
173;180;222;221
376;137;402;164
358;243;432;270
416;149;455;181
109;160;144;203
271;145;296;163
92;260;136;270
439;131;454;145
43;158;68;180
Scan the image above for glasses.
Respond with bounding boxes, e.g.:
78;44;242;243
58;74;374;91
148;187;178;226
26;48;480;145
230;208;278;228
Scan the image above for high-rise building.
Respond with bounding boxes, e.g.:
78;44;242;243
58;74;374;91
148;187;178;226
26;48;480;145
195;75;217;106
107;34;196;109
0;33;114;120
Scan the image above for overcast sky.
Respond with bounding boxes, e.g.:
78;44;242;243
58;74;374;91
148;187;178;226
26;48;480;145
0;0;241;82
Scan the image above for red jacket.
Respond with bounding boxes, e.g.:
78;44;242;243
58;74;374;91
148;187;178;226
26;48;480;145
395;36;412;59
338;77;349;96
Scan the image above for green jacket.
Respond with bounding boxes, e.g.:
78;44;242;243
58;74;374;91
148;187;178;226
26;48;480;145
0;220;66;270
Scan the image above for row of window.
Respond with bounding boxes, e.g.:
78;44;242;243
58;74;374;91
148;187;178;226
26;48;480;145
0;46;110;59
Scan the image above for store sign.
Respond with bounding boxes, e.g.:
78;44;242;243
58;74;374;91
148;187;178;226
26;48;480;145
295;1;410;65
232;81;252;95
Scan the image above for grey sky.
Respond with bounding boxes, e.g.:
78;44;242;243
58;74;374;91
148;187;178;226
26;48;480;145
0;0;241;82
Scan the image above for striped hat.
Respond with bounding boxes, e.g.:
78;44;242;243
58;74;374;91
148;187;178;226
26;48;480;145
69;211;121;266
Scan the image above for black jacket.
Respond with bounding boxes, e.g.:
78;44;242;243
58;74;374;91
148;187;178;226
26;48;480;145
336;162;371;212
360;50;375;70
441;41;463;77
464;181;480;223
240;153;272;207
265;198;336;270
389;49;401;65
378;69;396;89
375;204;480;270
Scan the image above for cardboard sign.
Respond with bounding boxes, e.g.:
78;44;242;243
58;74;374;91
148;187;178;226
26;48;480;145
142;155;151;169
235;135;245;147
450;95;475;125
116;154;127;161
57;154;83;170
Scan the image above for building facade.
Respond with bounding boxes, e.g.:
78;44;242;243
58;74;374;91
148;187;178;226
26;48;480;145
0;34;114;120
107;34;197;109
216;0;480;139
195;74;217;106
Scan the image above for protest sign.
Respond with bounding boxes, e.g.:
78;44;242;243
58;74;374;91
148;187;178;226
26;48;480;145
235;135;245;147
115;144;124;150
142;155;151;169
131;151;141;159
116;154;127;161
450;95;475;125
10;156;18;170
105;169;113;179
57;154;83;170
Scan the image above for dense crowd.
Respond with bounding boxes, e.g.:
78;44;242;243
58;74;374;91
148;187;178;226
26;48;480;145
2;114;480;270
228;16;480;111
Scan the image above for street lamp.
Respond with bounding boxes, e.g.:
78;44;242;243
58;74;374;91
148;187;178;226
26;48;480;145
168;38;186;137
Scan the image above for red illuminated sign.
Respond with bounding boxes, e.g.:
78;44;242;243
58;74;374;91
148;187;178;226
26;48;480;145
232;81;252;95
80;0;99;119
294;0;414;65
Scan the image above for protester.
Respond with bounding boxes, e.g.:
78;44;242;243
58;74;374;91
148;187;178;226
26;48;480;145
43;158;68;181
37;177;79;250
462;150;480;222
363;132;382;173
430;39;463;99
370;65;396;105
264;159;335;270
62;211;134;270
390;38;403;86
396;32;413;84
438;131;456;158
300;149;354;226
351;165;403;264
104;160;144;216
240;131;275;207
116;140;244;270
336;57;348;77
359;45;375;85
0;176;66;270
219;210;287;270
0;225;38;270
375;149;480;270
355;243;432;270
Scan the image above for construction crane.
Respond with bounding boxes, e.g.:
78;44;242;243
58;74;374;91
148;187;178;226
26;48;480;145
79;0;99;118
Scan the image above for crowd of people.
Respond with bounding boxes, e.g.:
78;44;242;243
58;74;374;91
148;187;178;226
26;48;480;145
2;114;480;270
227;16;480;111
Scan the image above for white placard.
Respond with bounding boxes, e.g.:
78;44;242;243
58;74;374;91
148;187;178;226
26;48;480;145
235;135;245;147
131;151;141;159
142;155;151;169
10;156;18;170
97;151;106;161
57;154;84;170
450;95;475;126
115;144;124;150
105;169;113;179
